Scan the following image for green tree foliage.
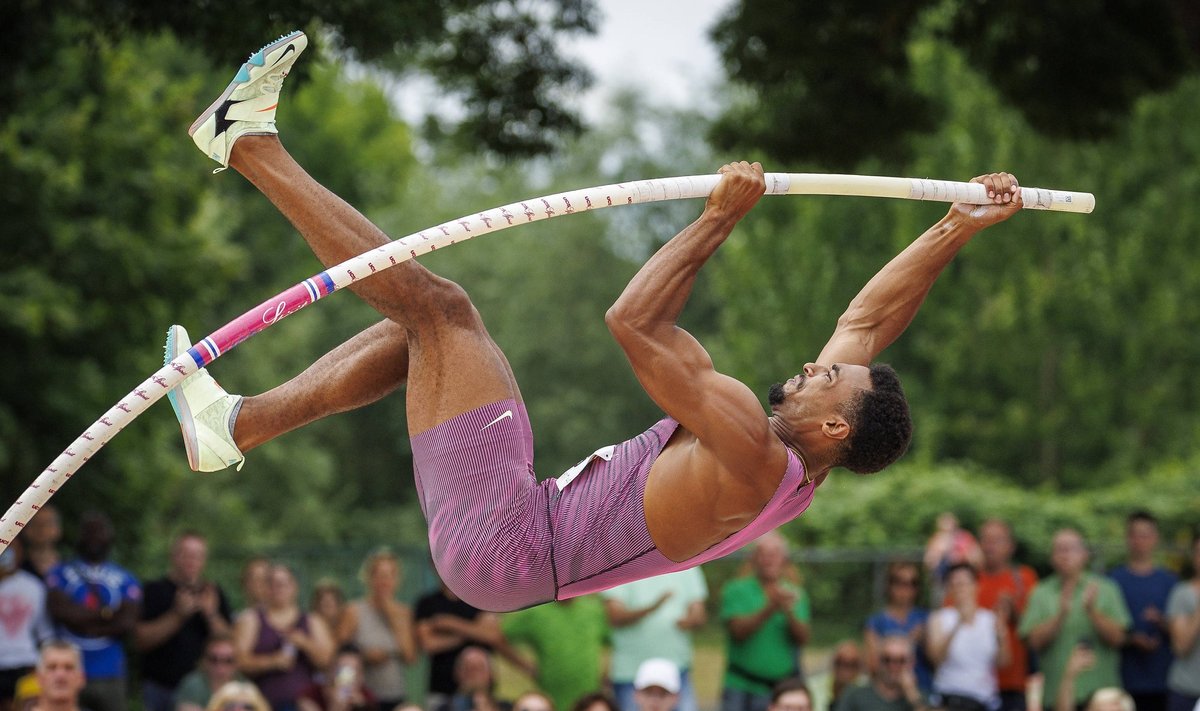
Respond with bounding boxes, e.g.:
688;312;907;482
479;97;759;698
710;1;938;168
2;0;597;157
710;0;1199;167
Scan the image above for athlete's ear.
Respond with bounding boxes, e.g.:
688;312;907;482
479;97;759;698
821;415;850;441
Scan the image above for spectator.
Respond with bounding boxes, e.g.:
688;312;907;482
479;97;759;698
1018;529;1130;708
297;644;379;711
135;531;233;711
974;518;1038;711
501;596;607;711
828;641;864;710
631;658;680;711
436;646;510;711
45;512;141;711
1052;644;1135;711
414;577;504;711
205;681;270;711
602;569;707;711
511;692;554;711
28;641;87;711
19;508;61;582
336;550;415;709
176;633;246;711
1;539;53;711
1166;534;1200;711
923;514;982;607
233;563;334;711
834;635;927;711
768;679;812;711
864;562;931;696
573;693;618;711
721;532;810;711
240;558;271;613
1108;510;1176;711
310;581;345;640
926;563;1010;711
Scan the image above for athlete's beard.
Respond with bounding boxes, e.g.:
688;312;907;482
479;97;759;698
767;382;785;406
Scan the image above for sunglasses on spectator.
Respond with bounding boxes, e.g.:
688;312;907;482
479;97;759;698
221;703;256;711
207;655;236;665
881;655;910;665
834;658;860;668
889;577;918;586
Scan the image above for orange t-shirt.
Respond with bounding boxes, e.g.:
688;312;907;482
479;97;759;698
975;565;1039;691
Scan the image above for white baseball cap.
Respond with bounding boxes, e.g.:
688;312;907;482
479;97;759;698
634;658;681;694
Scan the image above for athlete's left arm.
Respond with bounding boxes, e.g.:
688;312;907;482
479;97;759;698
607;162;776;465
815;173;1022;366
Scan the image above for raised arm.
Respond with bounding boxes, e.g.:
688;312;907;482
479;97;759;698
817;173;1022;366
606;161;772;462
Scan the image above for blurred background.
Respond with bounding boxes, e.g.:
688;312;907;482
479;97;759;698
3;0;1200;705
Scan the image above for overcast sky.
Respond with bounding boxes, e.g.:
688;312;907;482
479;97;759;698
561;0;733;120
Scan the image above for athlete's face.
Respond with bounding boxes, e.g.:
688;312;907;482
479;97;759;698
768;363;871;420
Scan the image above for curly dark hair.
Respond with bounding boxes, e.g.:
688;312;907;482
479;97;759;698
837;363;912;474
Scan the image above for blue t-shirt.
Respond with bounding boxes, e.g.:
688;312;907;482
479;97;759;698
46;560;142;679
1109;565;1177;692
866;607;933;692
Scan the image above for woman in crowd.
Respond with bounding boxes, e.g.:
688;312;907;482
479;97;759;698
925;563;1010;711
338;550;416;709
241;557;272;612
864;562;932;695
311;580;347;640
234;564;335;711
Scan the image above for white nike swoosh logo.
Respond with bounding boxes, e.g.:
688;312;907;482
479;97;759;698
481;410;513;431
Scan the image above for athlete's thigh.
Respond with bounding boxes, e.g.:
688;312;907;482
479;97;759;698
404;318;522;435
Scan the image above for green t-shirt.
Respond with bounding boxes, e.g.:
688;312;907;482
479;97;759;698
1017;572;1131;703
601;568;708;681
719;576;810;693
503;596;608;711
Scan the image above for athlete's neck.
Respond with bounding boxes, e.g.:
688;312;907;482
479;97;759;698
767;416;829;478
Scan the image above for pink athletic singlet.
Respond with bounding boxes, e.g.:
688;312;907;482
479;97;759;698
410;399;816;612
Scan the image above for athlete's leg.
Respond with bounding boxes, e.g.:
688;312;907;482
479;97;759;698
234;319;408;452
228;135;521;434
174;30;524;474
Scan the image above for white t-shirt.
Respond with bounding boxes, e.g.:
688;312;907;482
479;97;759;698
0;571;52;669
931;606;999;707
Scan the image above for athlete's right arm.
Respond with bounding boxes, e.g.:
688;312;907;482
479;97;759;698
607;162;779;469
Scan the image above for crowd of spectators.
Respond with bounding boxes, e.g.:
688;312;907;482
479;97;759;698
0;505;1197;711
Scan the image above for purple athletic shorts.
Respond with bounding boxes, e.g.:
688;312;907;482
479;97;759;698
410;398;814;612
